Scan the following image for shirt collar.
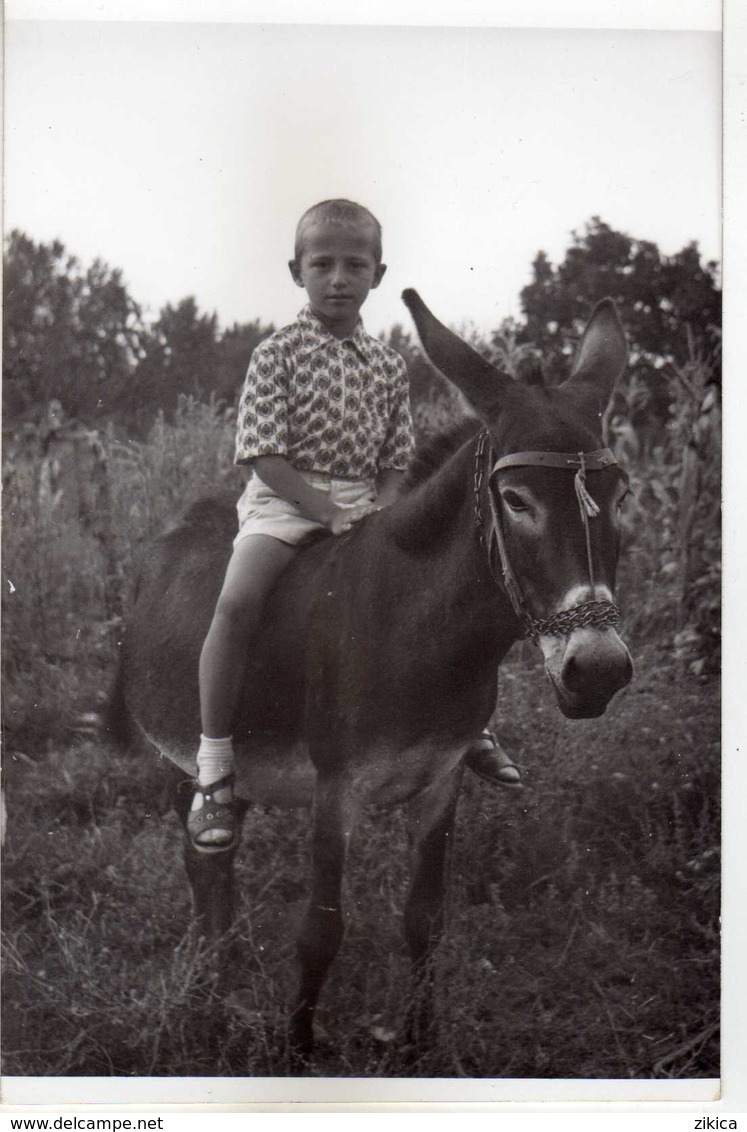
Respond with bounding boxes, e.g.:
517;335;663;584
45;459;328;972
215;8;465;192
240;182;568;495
298;306;372;361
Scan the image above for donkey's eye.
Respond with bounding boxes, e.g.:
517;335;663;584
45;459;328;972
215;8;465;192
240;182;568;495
502;490;530;513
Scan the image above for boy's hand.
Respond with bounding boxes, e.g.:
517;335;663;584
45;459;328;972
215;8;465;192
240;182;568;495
327;501;380;536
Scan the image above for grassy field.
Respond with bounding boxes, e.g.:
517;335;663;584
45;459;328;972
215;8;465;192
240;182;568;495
2;398;720;1080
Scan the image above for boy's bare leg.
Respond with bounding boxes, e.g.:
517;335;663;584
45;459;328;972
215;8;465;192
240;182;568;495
192;534;297;847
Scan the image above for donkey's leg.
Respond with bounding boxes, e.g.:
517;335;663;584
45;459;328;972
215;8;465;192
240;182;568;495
403;764;463;1050
289;774;358;1060
172;774;249;939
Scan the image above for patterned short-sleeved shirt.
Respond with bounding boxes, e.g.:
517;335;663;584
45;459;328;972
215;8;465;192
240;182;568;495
234;307;415;480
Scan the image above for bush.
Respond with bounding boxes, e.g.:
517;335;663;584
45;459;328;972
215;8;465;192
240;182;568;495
612;349;720;675
1;398;240;750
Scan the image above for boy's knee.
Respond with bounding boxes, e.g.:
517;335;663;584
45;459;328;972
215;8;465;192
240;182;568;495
213;590;262;630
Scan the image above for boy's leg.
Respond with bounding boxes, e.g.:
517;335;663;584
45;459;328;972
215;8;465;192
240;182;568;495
191;534;297;850
199;533;297;737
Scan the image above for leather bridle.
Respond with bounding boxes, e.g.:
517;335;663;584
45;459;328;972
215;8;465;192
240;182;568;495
473;430;623;642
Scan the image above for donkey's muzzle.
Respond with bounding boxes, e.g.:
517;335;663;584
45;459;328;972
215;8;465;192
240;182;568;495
541;627;633;718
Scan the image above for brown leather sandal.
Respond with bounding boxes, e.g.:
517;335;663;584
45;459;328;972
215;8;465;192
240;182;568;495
465;730;523;789
186;773;241;853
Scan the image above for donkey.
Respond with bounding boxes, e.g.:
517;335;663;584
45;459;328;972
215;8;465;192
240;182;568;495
114;289;633;1058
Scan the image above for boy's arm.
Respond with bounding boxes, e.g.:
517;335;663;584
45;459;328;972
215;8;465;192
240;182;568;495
235;340;289;467
376;356;415;502
254;455;376;535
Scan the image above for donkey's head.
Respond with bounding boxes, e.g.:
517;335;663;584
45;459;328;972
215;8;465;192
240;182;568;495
403;288;633;719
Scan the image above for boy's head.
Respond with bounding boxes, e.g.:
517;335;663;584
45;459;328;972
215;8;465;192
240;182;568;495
289;199;387;337
294;199;383;264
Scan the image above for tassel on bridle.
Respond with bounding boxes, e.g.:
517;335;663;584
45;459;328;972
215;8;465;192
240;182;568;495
574;454;601;519
573;452;600;593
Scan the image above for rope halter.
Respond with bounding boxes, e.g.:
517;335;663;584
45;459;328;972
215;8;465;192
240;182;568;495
473;431;623;643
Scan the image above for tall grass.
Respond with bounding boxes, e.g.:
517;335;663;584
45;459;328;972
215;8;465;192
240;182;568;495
2;398;240;747
2;365;719;1079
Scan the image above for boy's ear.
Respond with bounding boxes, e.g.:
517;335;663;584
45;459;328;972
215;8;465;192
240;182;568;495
288;260;304;287
371;263;387;289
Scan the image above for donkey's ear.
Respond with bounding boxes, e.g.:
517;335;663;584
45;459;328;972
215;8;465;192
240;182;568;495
562;299;628;418
402;289;512;416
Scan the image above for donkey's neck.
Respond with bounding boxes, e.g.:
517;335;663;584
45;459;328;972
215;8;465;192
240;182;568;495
390;436;479;554
388;435;521;647
255;433;522;747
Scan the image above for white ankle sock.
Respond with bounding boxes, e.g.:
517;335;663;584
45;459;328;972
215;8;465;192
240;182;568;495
196;735;235;786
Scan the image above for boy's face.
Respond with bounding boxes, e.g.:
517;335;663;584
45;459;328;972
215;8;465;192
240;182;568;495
289;222;386;338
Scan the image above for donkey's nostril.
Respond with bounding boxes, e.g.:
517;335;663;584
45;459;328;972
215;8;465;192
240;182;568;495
561;652;582;694
561;651;604;696
559;632;633;699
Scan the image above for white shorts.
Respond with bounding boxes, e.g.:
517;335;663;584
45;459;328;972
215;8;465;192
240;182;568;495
234;470;376;548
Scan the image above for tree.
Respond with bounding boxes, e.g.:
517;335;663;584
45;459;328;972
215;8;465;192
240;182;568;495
517;218;721;449
122;306;274;434
132;297;220;419
3;230;144;422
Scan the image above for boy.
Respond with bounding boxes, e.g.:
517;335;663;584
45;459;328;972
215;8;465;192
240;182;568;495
190;200;520;852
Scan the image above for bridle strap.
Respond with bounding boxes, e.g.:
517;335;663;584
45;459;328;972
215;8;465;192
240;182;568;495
474;432;622;642
492;448;617;473
486;468;527;616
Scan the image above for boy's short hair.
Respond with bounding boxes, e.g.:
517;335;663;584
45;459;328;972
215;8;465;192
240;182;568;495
294;199;383;264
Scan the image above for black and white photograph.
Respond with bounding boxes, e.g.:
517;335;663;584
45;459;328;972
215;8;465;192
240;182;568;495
2;0;730;1108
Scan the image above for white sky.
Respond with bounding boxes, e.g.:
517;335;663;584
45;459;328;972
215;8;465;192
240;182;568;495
5;17;721;337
